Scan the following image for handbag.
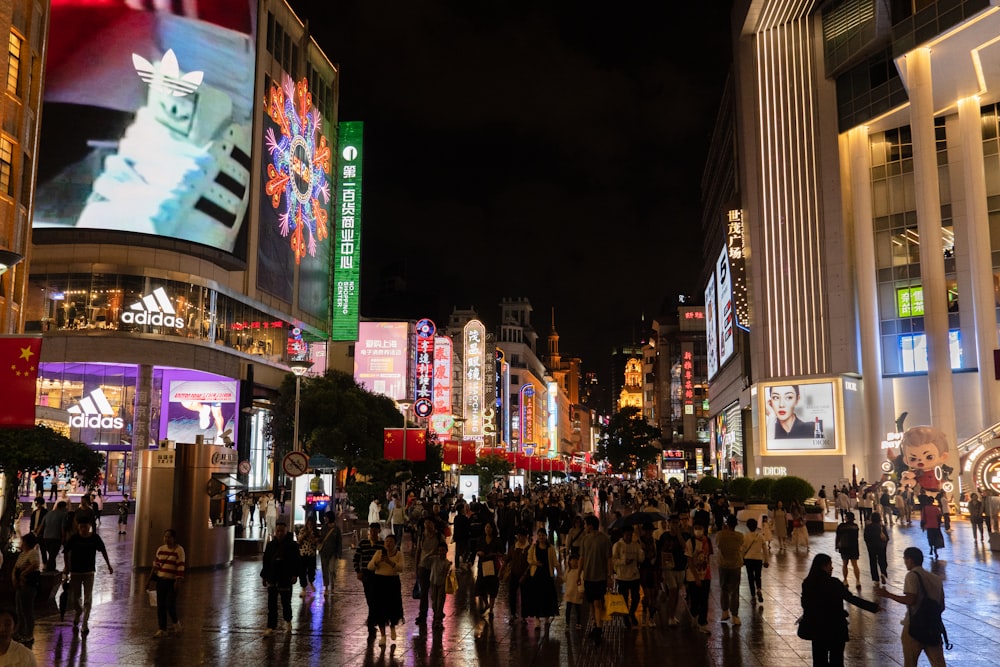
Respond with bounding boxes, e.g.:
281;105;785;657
795;614;815;641
604;591;630;616
481;558;496;578
908;572;951;649
445;568;458;595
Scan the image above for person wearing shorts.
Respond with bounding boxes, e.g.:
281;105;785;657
578;515;612;645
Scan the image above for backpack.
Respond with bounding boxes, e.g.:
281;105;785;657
908;571;952;649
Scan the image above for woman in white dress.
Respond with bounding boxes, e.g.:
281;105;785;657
264;493;278;539
368;498;382;528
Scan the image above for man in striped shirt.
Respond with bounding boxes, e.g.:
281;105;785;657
149;529;185;637
353;523;385;643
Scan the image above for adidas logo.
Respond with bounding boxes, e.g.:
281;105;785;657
120;287;185;329
132;49;204;97
68;388;124;429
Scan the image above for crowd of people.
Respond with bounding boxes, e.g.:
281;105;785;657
1;474;970;666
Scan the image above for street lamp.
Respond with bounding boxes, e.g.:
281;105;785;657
395;400;413;503
288;359;313;524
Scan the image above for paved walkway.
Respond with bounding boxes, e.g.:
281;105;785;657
14;515;1000;666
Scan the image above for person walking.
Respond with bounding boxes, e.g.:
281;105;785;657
474;522;504;620
317;512;340;595
716;514;744;626
368;498;382;528
297;522;318;597
260;521;300;637
116;494;130;535
836;490;851;522
354;522;385;642
742;517;769;608
414;519;443;626
368;533;405;645
772;501;788;551
35;501;67;572
637;522;660;627
876;547;947;667
578;515;612;645
505;527;531;623
799;553;880;666
264;494;278;541
919;496;945;560
522;528;560;630
148;529;185;637
62;517;114;636
790;503;810;552
685;521;714;634
12;532;41;647
612;526;644;628
864;512;890;586
426;541;451;631
967;493;986;543
93;489;104;527
835;512;862;589
657;514;689;626
880;488;894;526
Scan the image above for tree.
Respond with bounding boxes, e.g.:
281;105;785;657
463;453;513;490
697;474;724;495
0;426;105;553
748;477;777;502
770;476;815;507
727;476;753;501
595;406;661;475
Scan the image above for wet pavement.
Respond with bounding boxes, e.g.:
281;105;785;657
14;514;1000;666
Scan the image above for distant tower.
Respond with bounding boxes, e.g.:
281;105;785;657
547;307;561;368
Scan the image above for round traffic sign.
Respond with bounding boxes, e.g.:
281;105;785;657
283;451;309;478
238;460;251;475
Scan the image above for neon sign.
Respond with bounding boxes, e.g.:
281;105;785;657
413;318;435;417
463;320;485;437
430;336;453;436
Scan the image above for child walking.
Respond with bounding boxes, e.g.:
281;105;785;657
428;542;452;630
563;555;584;629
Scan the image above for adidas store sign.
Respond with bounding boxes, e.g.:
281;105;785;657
120;287;185;330
68;389;125;430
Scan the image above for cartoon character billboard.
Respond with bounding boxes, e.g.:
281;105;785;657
886;426;954;495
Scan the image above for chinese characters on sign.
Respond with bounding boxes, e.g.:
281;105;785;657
682;348;694;414
413;319;436;418
353;322;408;400
333;121;363;341
520;384;535;451
430;336;453;436
726;209;750;329
463;320;485;437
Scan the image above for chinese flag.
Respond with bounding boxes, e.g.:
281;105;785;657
383;428;404;460
383;428;427;461
460;440;476;465
0;337;41;428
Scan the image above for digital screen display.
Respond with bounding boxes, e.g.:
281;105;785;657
705;276;718;380
353;321;409;400
716;247;734;368
36;2;256;256
160;369;238;444
759;380;840;454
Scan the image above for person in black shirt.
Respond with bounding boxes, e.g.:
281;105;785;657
353;522;384;642
799;553;879;666
261;521;300;637
63;518;113;636
835;512;862;590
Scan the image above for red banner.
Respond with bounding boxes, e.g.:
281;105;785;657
383;428;427;461
0;337;41;427
442;439;476;465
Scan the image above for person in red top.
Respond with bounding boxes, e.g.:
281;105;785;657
918;496;945;560
148;529;186;637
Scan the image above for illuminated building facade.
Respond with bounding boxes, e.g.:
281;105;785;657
726;0;1000;488
27;0;339;494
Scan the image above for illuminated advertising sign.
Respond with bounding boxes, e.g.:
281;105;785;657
501;361;511;447
520;384;535;449
413;319;436;418
679;306;706;333
68;388;125;430
682;344;695;412
332;121;364;341
897;286;924;317
547;381;558;458
160;370;238;444
758;378;843;455
705;276;718;380
119;287;184;330
971;447;1000;494
726;209;750;329
716;246;735;368
354;322;409;400
430;336;453;437
663;449;685;459
258;71;333;310
37;4;256;256
463;320;485;437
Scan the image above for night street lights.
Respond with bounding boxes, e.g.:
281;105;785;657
288;359;313;524
395;400;413;502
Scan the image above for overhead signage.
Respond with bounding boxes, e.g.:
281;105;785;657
413;319;436;417
547;380;558;458
726;209;750;329
68;387;124;429
520;384;535;450
354;321;409;400
430;336;453;437
682;345;695;412
120;287;184;330
705;276;718;380
716;246;735;367
332;121;364;341
897;286;924;317
463;320;485;437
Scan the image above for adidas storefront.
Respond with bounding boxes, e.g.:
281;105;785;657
25;272;319;495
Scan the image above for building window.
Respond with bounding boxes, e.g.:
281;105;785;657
7;32;20;95
0;137;12;196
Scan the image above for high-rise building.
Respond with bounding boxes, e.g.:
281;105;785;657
0;0;47;334
27;0;339;496
722;0;1000;491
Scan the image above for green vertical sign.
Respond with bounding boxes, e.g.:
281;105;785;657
333;121;363;341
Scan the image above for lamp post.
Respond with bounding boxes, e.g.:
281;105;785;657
288;359;313;525
452;415;466;489
395;400;413;503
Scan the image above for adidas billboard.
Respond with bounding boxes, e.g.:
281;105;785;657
68;388;125;429
120;287;185;330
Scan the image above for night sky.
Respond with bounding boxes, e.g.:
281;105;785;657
290;2;733;372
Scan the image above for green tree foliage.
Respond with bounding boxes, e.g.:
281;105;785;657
463;453;513;490
727;476;753;501
770;476;815;507
595;406;661;474
0;425;105;552
748;477;777;502
697;474;724;494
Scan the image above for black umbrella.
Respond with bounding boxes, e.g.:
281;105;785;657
610;511;669;531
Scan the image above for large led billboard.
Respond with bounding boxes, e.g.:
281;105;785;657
757;378;843;455
716;247;735;368
36;2;256;256
354;321;409;400
159;369;238;445
705;276;718;380
257;72;333;310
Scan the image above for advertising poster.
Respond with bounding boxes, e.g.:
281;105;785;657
759;379;840;453
716;247;734;368
258;71;333;307
353;321;409;400
705;276;718;380
159;370;238;445
36;2;256;256
332;121;364;341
